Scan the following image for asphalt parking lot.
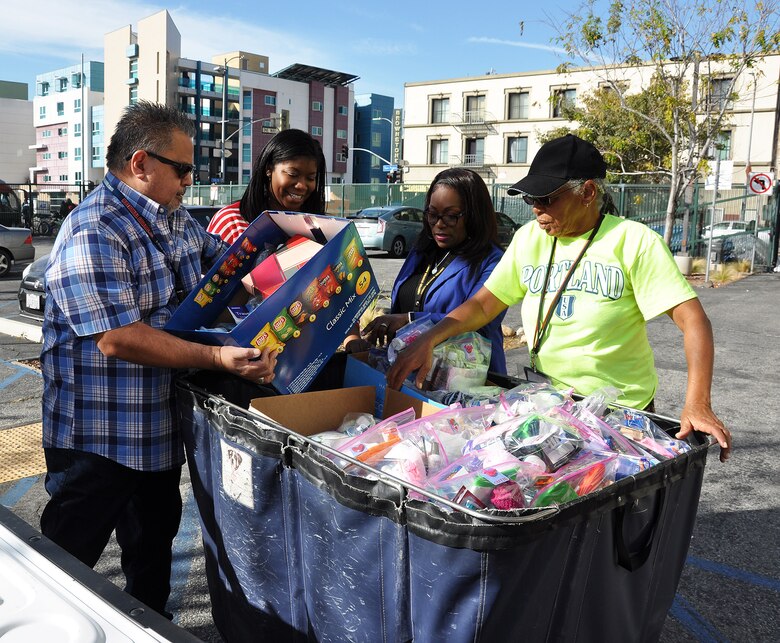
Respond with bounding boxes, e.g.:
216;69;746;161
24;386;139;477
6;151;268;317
0;242;778;642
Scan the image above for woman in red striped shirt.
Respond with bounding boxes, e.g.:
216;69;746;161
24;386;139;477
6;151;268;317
207;129;328;244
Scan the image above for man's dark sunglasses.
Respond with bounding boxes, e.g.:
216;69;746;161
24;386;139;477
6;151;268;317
126;151;194;178
424;209;465;227
521;184;577;207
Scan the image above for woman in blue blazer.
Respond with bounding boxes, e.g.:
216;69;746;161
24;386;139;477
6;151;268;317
348;168;508;374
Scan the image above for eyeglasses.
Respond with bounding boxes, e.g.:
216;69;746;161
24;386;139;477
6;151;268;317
425;209;465;227
521;183;578;207
126;151;194;178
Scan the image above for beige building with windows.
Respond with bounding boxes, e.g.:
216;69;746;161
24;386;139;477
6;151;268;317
402;56;780;187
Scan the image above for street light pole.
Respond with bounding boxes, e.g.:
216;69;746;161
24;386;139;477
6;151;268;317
219;55;243;183
371;117;394;180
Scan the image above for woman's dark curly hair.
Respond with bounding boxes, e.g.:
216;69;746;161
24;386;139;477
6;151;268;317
416;167;499;276
239;129;327;222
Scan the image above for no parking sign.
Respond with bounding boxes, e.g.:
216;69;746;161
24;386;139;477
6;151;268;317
748;172;775;195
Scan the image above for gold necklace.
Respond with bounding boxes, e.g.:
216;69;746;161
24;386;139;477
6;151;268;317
414;251;451;310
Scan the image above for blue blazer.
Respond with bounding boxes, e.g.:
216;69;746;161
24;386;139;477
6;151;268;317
390;245;507;374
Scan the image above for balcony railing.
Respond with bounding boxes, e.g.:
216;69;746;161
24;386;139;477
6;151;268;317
450;110;497;134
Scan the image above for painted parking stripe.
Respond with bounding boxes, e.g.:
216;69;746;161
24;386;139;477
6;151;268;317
0;475;41;508
670;594;727;642
0;359;42;388
169;485;200;622
687;555;780;592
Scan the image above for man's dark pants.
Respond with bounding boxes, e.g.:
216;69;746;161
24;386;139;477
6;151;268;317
40;447;183;615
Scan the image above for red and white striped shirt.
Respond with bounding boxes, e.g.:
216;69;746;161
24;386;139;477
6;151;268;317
206;201;249;244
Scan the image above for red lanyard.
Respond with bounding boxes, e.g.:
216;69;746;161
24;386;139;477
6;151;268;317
530;215;604;371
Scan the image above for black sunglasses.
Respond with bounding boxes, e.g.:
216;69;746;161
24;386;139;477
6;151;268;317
127;151;194;178
424;209;465;227
521;183;578;207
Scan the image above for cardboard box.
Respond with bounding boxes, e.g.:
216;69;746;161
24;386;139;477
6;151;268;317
249;385;441;437
166;211;380;394
343;353;445;417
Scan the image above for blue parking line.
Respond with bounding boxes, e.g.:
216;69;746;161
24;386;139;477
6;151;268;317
0;475;41;508
169;485;201;622
670;594;728;642
0;360;42;389
687;555;780;592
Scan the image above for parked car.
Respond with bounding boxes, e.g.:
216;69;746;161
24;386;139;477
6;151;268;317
17;206;219;323
703;220;753;238
348;206;425;257
0;224;35;278
17;254;47;322
186;204;221;230
495;211;520;249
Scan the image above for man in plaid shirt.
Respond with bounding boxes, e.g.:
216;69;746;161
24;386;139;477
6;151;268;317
40;101;277;618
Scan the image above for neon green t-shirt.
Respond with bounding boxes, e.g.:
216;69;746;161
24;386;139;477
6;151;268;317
485;214;696;408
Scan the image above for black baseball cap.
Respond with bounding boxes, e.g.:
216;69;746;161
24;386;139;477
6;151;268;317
507;134;607;196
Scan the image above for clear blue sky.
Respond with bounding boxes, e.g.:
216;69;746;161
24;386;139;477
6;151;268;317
0;1;577;106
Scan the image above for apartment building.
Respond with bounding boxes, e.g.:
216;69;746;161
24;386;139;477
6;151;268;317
28;63;104;190
353;94;395;183
104;10;356;186
402;56;780;186
0;81;36;183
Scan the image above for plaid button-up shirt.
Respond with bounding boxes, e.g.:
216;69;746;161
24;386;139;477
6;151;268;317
41;172;226;471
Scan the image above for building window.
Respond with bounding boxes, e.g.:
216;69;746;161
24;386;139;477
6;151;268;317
92;121;100;134
370;156;380;168
43;175;51;182
464;137;485;165
716;131;732;160
431;98;450;124
57;127;67;136
129;86;138;104
552;88;576;118
40;82;49;96
42;153;51;160
92;146;102;162
74;147;82;161
58;151;68;159
71;72;81;89
57;77;68;92
430;139;449;164
75;171;82;183
337;129;347;139
74;98;81;113
129;59;138;79
465;95;485;122
42;130;51;138
57;102;65;116
242;91;252;110
59;174;68;181
242;143;251;163
371;132;381;146
507;92;529;120
311;126;322;136
372;108;382;118
39;106;46;118
312;100;323;111
338;105;348;116
507;136;528;163
74;123;81;137
336;153;347;163
264;95;276;106
707;77;734;111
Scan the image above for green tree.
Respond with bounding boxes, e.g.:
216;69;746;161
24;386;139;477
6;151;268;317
553;0;780;246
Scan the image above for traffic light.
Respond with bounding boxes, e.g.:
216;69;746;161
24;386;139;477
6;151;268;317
341;144;349;159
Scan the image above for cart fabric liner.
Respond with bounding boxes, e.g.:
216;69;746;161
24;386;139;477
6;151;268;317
175;368;708;643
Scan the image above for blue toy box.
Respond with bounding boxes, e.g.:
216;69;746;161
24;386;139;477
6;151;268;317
166;211;379;394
